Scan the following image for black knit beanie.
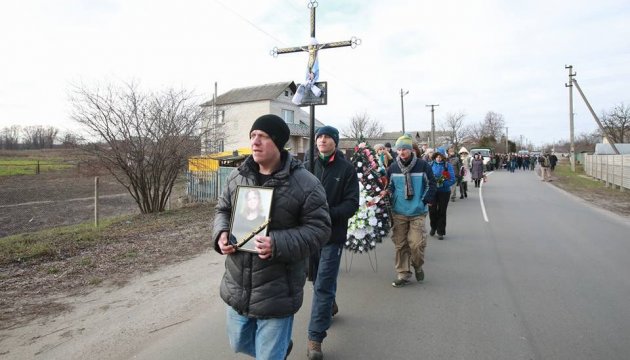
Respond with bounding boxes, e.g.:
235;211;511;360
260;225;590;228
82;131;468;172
315;125;339;146
249;114;290;151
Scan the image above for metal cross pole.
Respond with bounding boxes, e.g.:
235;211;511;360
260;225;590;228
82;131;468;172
426;104;439;148
271;0;361;173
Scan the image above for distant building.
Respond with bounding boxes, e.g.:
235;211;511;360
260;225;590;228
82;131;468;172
594;143;630;155
200;81;324;155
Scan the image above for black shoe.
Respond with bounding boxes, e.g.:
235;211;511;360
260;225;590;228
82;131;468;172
464;193;467;198
414;267;424;282
285;340;293;359
460;195;464;199
438;235;444;240
430;229;436;236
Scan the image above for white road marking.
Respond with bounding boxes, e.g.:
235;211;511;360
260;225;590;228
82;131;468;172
479;171;492;222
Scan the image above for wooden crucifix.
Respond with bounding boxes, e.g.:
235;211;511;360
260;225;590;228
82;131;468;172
271;0;360;172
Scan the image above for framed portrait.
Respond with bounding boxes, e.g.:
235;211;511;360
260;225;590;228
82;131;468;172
229;185;274;253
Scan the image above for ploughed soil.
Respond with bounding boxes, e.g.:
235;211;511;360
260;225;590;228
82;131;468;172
0;164;212;331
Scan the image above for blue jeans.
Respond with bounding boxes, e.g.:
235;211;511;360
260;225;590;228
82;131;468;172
226;306;293;359
308;242;343;343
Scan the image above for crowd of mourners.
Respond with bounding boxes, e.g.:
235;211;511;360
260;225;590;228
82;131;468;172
212;115;561;360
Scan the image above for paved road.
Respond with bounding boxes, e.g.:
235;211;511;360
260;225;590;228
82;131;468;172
130;170;630;360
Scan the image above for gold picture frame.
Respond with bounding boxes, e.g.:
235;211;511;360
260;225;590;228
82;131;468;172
229;185;274;253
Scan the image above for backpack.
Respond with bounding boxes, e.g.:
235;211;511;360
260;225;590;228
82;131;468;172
541;156;550;168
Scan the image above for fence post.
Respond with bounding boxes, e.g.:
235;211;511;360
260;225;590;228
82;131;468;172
36;160;40;175
94;176;99;227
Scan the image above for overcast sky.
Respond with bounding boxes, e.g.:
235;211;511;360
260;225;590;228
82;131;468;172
1;0;629;147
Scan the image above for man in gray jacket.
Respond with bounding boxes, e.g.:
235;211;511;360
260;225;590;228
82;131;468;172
214;114;331;359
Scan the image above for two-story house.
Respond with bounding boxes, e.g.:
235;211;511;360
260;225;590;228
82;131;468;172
200;81;324;155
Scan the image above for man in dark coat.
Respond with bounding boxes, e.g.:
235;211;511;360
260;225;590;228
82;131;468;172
304;125;359;360
214;114;331;359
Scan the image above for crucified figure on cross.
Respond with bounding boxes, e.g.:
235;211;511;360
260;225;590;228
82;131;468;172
271;0;360;172
270;0;361;106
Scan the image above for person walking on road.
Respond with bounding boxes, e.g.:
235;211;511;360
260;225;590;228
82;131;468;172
447;147;462;202
549;153;558;171
540;152;552;182
304;125;359;360
458;147;471;199
213;114;331;360
471;153;485;187
382;134;436;287
429;148;456;240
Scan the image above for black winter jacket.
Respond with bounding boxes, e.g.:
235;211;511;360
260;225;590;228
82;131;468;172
305;150;359;245
213;152;331;318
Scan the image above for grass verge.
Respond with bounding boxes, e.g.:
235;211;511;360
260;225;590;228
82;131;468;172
0;217;122;265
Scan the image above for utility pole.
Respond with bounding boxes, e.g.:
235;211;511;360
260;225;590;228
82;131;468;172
400;89;409;134
565;65;576;172
520;134;524;150
426;104;439;148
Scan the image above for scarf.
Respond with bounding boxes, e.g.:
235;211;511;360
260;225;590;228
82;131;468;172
396;154;418;199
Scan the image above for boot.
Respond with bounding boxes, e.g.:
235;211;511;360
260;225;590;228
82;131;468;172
307;340;323;360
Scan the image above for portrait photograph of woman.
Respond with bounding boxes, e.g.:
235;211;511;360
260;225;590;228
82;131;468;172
229;186;273;252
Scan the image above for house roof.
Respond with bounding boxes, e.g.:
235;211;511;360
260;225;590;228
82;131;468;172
201;81;297;107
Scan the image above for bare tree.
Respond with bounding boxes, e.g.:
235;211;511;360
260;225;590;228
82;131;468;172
60;131;82;148
1;125;21;149
70;82;208;213
43;126;59;148
462;122;485;143
482;111;506;142
601;103;630;143
21;126;40;149
439;111;466;148
341;112;383;140
20;125;58;149
574;130;599;153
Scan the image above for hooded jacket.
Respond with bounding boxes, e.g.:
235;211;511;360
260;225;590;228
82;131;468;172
213;151;331;318
431;159;456;192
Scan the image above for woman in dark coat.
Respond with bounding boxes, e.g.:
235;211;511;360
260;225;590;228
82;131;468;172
470;153;485;188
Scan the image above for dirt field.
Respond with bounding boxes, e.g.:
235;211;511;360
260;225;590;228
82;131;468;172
1;158;201;331
0;170;139;237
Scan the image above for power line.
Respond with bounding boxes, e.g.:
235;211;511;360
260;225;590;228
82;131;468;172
212;0;288;46
211;1;385;113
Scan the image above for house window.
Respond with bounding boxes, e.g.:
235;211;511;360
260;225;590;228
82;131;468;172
282;109;294;124
215;110;225;124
